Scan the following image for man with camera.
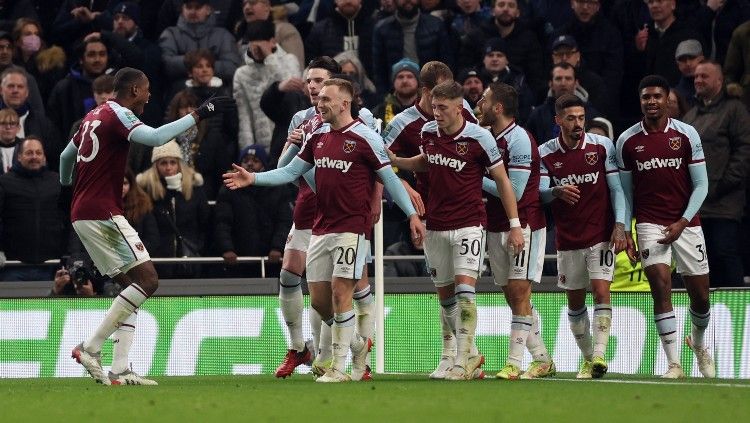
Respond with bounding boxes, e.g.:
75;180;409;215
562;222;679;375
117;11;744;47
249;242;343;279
50;258;118;297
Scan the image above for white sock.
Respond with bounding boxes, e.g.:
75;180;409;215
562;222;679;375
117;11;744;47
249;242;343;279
84;284;148;353
690;308;710;349
593;304;612;359
568;306;593;360
318;318;333;362
439;296;457;357
655;311;679;364
111;311;137;374
454;284;477;369
309;308;322;356
353;285;375;341
332;310;356;371
508;315;532;367
525;305;550;362
279;270;305;351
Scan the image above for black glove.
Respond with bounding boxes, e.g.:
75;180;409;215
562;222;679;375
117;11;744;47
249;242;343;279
195;95;236;120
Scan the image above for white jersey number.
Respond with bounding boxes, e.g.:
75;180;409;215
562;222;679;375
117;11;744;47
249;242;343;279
77;120;102;163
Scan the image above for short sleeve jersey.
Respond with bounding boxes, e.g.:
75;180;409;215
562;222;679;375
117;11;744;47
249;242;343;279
616;119;704;227
539;133;618;251
485;121;545;232
421;120;503;231
297;119;390;235
70;100;143;221
288;107;320;230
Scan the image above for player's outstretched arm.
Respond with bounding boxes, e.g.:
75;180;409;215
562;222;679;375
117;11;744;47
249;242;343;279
482;169;529;201
376;166;426;246
489;165;524;255
277;143;317;191
223;157;312;190
59;140;78;186
387;149;428;172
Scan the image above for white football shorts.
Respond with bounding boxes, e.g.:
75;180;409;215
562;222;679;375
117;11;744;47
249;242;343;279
306;232;370;282
284;224;312;253
556;241;615;290
72;215;150;277
636;223;709;276
487;225;545;286
424;226;486;287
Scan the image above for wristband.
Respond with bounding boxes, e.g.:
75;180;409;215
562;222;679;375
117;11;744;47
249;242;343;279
509;218;521;228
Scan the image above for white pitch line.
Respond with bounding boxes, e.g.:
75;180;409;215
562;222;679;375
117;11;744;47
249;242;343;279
540;377;750;388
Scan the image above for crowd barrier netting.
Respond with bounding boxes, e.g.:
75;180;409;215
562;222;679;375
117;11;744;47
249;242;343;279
1;291;748;378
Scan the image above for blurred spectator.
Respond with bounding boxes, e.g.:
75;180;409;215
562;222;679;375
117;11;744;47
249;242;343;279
526;63;601;144
383;225;428;277
689;0;750;65
169;48;232;102
372;0;453;95
159;0;242;86
47;36;113;137
51;0;111;51
0;0;38;33
306;0;375;80
667;88;689;118
460;0;546;101
136;140;210;278
420;0;452;21
213;144;293;277
683;60;750;287
68;74;114;139
163;89;233;199
458;67;483;110
526;0;575;39
234;19;300;149
1;67;61;171
0;108;20;174
1;30;44;118
372;58;420;125
724;20;750;106
673;39;704;108
374;0;397;20
158;0;244;35
451;0;492;38
477;37;533;123
585;116;613;139
334;50;377;107
609;0;651;121
0;137;64;281
549;34;611;117
288;0;335;39
50;256;118;296
554;0;623;98
235;0;305;70
122;168;159;252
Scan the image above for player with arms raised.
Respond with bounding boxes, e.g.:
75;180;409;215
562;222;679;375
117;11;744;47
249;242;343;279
476;82;554;380
616;75;713;379
538;94;627;379
59;67;233;385
224;78;425;382
390;81;523;380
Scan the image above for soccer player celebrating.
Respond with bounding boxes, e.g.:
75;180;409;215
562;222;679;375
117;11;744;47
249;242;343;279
616;75;713;379
538;94;627;379
224;78;426;382
59;67;233;385
390;81;523;381
382;61;477;379
476;82;554;380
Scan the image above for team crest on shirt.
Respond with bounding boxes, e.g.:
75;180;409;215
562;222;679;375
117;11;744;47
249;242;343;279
343;139;357;153
668;137;682;151
641;249;649;259
585;152;598;166
317;141;324;148
135;242;144;252
554;162;563;169
456;142;468;155
635;145;645;153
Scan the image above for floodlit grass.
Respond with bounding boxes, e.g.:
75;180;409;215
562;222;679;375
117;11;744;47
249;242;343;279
1;374;748;422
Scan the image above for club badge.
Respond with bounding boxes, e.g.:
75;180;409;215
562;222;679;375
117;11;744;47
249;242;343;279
668;137;681;151
343;140;356;153
585;152;598;166
456;141;468;155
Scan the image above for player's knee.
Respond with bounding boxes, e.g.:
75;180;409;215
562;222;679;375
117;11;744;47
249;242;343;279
138;271;159;296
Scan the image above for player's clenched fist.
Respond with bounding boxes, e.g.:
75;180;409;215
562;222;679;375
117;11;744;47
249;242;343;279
223;163;255;190
507;226;524;256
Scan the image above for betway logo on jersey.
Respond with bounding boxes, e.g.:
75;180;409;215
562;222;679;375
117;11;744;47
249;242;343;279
552;171;599;186
426;153;466;172
636;157;682;171
315;157;353;173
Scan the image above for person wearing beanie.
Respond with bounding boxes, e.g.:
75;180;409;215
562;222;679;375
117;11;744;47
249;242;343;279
372;57;420;125
212;142;293;278
136;139;210;278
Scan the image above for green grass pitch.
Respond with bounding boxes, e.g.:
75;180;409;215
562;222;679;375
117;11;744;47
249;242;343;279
1;374;748;422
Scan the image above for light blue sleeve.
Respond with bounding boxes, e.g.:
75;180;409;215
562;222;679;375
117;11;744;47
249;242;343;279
129;114;197;147
277;143;299;168
539;175;554;204
377;166;417;217
481;170;529;200
254;156;313;186
59;140;78;185
605;172;627;225
619;171;633;227
683;162;708;222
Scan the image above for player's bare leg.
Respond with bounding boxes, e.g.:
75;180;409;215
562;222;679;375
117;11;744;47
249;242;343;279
683;274;714;377
444;276;483;381
309;281;334;377
353;267;374;380
275;249;312;378
497;279;532;380
73;262;158;385
644;263;684;378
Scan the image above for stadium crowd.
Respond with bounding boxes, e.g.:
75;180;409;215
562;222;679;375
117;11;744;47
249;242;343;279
0;0;747;289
